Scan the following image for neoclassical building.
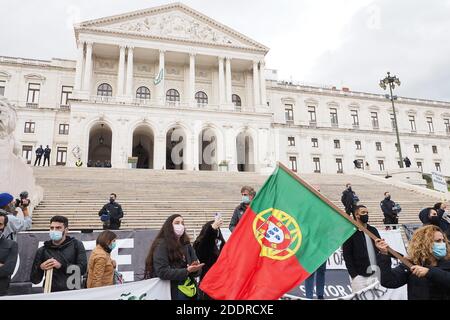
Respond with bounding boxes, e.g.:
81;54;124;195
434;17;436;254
1;3;449;175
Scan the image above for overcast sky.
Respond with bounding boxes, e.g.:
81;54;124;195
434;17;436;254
1;0;449;101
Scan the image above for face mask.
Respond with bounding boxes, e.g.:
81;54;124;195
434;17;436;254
174;224;185;237
359;215;369;224
108;242;117;251
433;242;447;259
109;198;115;203
386;196;391;201
49;230;63;242
430;216;440;226
242;196;251;204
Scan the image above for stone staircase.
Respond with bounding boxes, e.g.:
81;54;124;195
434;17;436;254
31;167;438;239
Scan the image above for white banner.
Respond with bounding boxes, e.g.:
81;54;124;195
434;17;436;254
432;171;449;193
1;279;171;300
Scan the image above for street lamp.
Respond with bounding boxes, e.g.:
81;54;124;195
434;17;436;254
379;72;404;168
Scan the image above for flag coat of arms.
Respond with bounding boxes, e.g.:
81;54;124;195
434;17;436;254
200;163;357;300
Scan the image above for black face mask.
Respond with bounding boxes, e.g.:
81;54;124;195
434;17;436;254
359;215;369;224
348;187;352;191
386;196;391;201
109;198;115;204
430;216;440;226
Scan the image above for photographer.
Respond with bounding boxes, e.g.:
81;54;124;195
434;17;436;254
0;192;32;241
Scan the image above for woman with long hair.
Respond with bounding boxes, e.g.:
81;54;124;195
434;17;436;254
144;214;204;300
87;230;117;288
376;225;450;299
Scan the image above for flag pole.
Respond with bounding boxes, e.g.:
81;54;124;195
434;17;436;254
276;162;413;268
44;268;53;294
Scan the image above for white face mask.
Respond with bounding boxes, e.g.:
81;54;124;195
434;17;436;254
173;224;185;237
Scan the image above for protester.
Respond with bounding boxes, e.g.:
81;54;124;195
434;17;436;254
229;186;256;232
434;203;449;234
0;212;19;296
144;214;204;300
34;145;44;166
98;193;124;230
193;216;226;299
342;205;381;293
380;192;399;230
30;216;87;292
341;183;359;217
0;192;32;241
376;225;450;300
421;208;441;227
43;145;51;167
304;262;326;299
87;230;117;288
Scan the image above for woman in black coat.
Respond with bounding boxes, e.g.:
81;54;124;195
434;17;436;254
144;214;204;300
376;225;450;300
193;217;226;299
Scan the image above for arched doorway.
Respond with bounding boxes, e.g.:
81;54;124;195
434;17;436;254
236;131;255;172
88;123;112;167
132;126;154;169
166;127;186;170
199;128;217;171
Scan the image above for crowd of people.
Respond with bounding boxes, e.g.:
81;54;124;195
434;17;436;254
0;183;449;300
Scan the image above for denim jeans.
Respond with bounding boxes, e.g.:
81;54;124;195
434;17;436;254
304;262;327;299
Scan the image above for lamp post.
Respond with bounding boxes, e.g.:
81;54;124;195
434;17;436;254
379;72;403;168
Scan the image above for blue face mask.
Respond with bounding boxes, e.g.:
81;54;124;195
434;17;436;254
433;242;447;259
242;196;250;204
49;230;63;242
108;242;117;251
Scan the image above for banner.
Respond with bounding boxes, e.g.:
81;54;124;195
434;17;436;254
432;171;449;193
1;279;170;300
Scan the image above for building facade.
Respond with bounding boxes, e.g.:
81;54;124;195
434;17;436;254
1;3;449;175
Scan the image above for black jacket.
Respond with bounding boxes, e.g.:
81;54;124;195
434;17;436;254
193;225;225;281
341;189;356;215
0;237;18;296
342;224;381;278
229;203;248;232
377;253;450;300
380;199;398;224
99;202;124;229
44;147;51;157
152;240;200;300
35;147;44;157
30;237;87;292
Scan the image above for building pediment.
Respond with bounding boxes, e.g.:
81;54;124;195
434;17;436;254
75;3;268;53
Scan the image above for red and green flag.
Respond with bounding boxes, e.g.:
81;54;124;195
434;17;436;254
200;163;357;300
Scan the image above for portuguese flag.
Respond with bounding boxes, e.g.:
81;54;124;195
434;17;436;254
200;163;357;300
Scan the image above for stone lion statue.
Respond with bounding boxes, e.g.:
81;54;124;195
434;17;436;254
0;97;20;155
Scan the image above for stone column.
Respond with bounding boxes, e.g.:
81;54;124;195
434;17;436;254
82;42;93;95
74;41;85;91
225;57;232;104
218;57;225;105
253;60;260;106
117;45;126;98
154;135;166;170
189;53;196;106
125;46;134;101
259;60;267;107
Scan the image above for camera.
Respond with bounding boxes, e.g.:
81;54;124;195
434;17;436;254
15;191;29;208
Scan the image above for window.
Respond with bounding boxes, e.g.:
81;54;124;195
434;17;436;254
22;145;33;164
435;163;441;172
334;140;341;149
376;142;382;151
0;80;5;96
308;106;317;124
60;86;73;106
330;108;338;127
232;94;242;108
417;162;423;171
432;145;438;154
136;86;151;100
336;158;343;174
312;138;319;148
409;115;416;132
56;147;67;166
371;112;379;129
288;137;296;147
414;145;420;153
59;124;69;135
27;83;40;105
378;160;385;171
97;83;112;97
166;89;180;103
313;158;321;173
355;141;362;150
427;117;434;133
195;91;208;105
445;118;450;134
24;122;35;133
351;110;359;127
285;104;294;122
289;157;298;172
390;114;397;131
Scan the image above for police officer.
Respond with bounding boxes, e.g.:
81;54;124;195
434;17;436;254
98;193;124;230
34;145;44;166
43;145;51;167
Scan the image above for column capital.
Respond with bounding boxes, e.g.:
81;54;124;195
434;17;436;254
76;40;85;48
218;56;225;62
225;56;233;61
119;45;127;51
85;41;94;48
259;60;266;67
159;49;166;54
127;45;135;51
189;52;196;58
